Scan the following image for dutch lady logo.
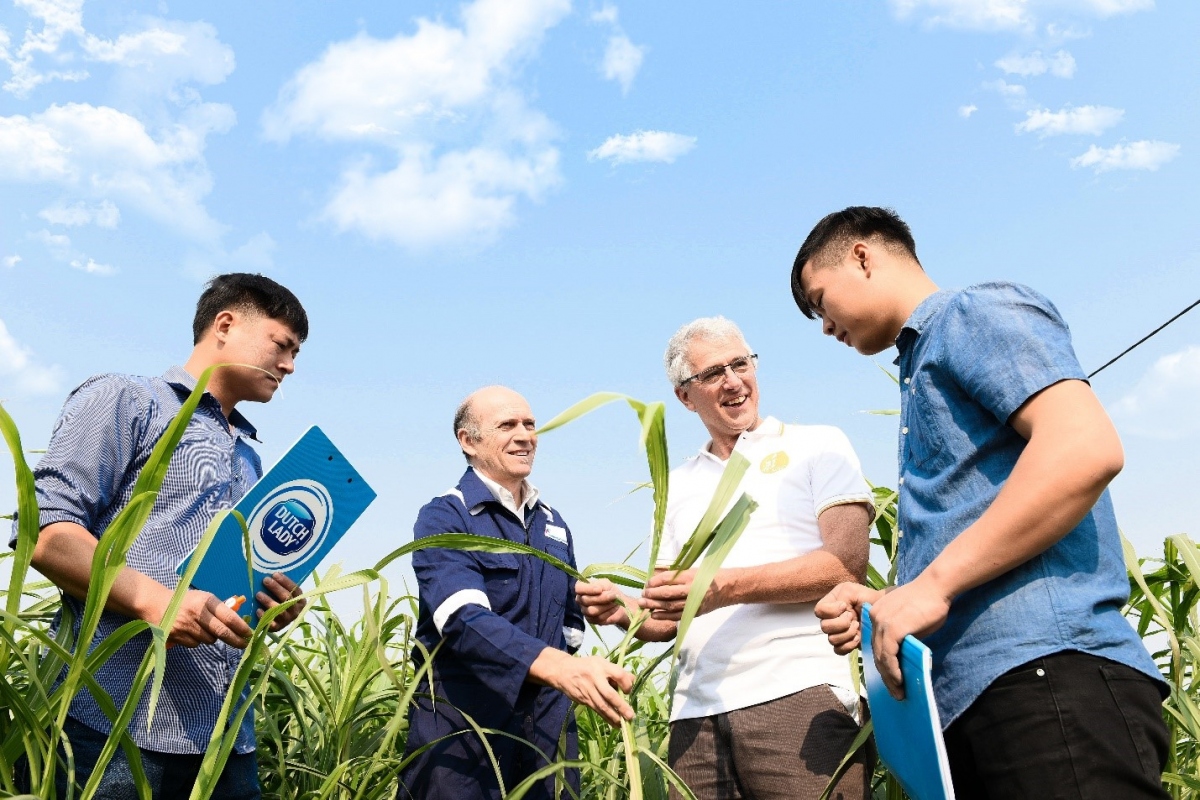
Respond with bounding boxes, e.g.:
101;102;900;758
247;480;335;572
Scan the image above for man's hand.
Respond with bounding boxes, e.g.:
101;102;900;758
864;578;952;700
575;579;631;627
164;590;253;649
256;572;306;632
814;582;884;654
639;568;722;621
528;648;635;727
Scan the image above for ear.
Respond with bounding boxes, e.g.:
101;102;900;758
674;385;698;413
851;242;871;276
208;310;237;343
457;429;478;459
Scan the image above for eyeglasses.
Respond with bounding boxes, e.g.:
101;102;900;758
679;354;758;387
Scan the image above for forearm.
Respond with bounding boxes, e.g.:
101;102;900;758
712;549;863;607
600;589;679;642
629;613;679;642
31;521;171;624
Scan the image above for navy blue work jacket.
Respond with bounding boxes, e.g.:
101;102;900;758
401;468;586;799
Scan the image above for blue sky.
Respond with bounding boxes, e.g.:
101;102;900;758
2;0;1198;611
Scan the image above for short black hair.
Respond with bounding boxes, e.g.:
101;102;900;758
192;273;309;344
790;206;919;319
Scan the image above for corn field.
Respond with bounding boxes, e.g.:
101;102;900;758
2;380;1198;799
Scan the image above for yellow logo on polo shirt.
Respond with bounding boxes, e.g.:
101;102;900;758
760;451;789;474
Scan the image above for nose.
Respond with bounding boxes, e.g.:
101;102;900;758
720;365;745;389
822;318;835;337
278;353;296;376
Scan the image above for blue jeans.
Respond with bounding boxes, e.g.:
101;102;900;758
55;716;260;800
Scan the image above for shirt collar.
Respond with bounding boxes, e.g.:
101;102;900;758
894;289;955;363
460;467;540;518
161;365;259;441
697;415;783;463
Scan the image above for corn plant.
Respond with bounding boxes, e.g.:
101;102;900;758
7;381;1195;800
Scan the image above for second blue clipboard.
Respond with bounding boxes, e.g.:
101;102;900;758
177;425;376;624
860;603;955;800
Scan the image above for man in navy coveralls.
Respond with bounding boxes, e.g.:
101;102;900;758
399;386;635;800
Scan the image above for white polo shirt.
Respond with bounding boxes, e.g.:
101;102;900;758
658;416;873;721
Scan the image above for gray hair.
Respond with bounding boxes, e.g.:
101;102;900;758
453;396;482;462
664;316;752;386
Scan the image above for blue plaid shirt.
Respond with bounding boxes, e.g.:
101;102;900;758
11;366;261;754
894;283;1163;727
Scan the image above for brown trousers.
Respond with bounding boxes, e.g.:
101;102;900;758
667;685;873;800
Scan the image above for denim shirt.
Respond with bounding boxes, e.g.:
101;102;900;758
894;282;1163;727
12;366;261;754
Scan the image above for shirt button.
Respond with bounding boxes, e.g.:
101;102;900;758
903;377;911;385
898;477;905;486
901;426;909;434
897;529;904;539
1036;668;1046;677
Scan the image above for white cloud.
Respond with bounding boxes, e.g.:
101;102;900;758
39;199;121;228
889;0;1153;32
0;317;66;395
601;34;645;94
325;145;560;247
591;4;620;24
984;79;1029;110
263;0;569;248
1071;140;1180;172
0;4;238;254
590;5;645;94
959;104;978;118
2;1;233;98
2;255;21;268
1016;105;1123;136
30;228;116;275
588;130;697;165
995;49;1076;78
0;102;234;242
1111;345;1200;439
229;232;277;270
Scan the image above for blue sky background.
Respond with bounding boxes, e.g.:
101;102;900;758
2;0;1198;619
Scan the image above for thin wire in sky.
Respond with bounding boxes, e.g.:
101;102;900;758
1088;297;1200;379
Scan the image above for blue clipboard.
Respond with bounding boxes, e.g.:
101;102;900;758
861;603;955;800
177;425;376;623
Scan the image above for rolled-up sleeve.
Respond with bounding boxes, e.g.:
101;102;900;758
412;499;550;707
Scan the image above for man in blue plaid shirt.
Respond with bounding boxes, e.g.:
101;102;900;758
16;273;310;799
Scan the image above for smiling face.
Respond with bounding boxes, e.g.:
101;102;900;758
459;387;538;495
674;336;762;454
799;248;902;356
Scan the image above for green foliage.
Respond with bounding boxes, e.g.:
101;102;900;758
3;388;1197;800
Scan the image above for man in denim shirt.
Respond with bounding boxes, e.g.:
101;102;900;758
17;274;310;799
789;207;1169;798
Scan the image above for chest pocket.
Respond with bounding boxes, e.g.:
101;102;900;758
905;376;948;472
476;551;521;615
540;536;571;626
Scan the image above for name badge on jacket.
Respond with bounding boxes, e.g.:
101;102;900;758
545;524;568;544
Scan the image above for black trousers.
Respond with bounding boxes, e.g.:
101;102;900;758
944;650;1170;800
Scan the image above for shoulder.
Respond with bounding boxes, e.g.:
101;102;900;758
778;423;860;462
949;282;1065;322
57;373;160;421
419;487;472;517
668;452;705;480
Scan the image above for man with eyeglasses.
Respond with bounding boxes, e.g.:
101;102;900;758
576;316;876;799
